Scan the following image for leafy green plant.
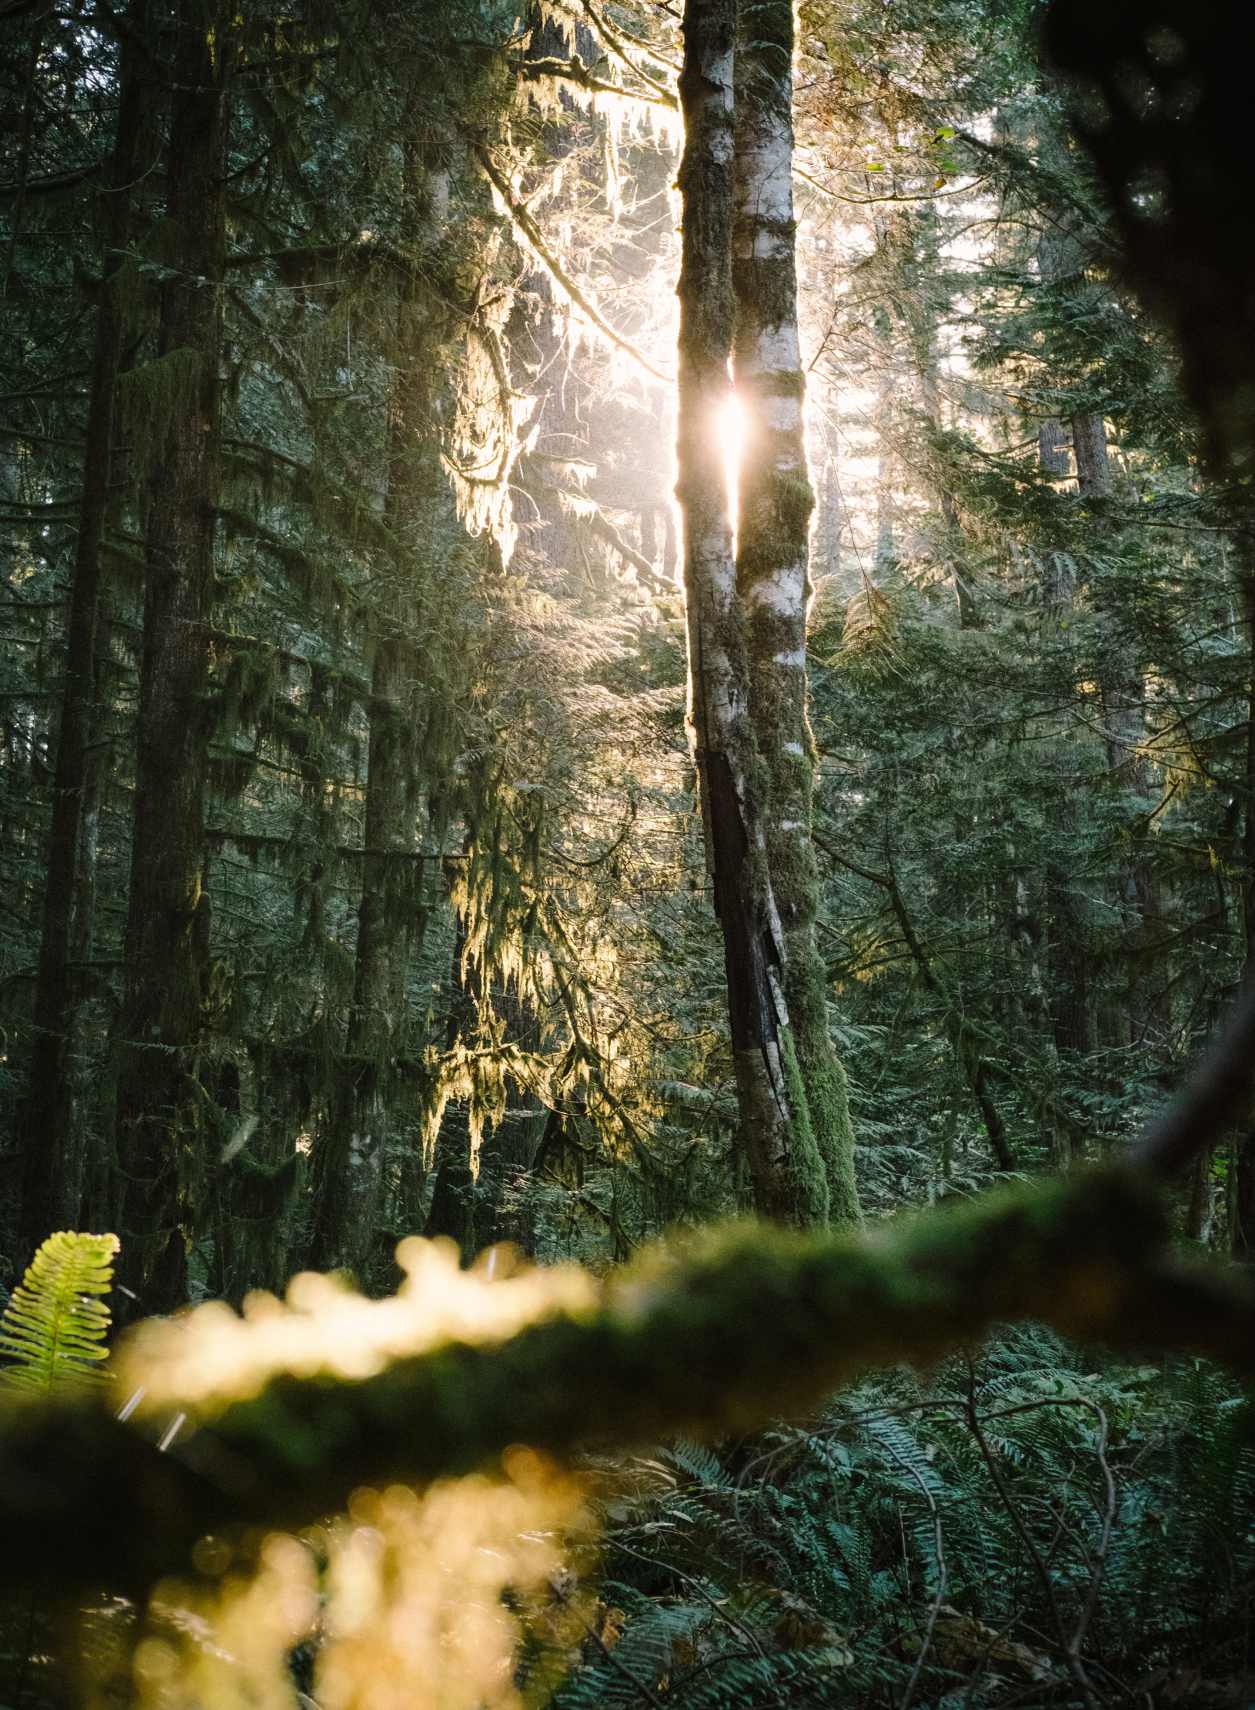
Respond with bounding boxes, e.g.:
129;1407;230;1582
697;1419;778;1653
0;1231;118;1394
555;1334;1255;1707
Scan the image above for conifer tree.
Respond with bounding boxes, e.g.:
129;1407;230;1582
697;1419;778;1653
112;0;234;1309
18;0;149;1255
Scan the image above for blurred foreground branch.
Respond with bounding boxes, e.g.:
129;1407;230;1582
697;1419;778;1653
3;1164;1254;1593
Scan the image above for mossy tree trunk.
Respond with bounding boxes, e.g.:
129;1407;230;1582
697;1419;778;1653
310;142;449;1278
1034;379;1095;1138
676;0;827;1227
730;0;859;1224
1234;568;1255;1258
19;0;148;1259
113;1;231;1314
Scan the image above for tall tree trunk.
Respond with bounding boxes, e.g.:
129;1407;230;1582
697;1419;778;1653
676;0;827;1226
310;147;447;1276
18;0;147;1258
1073;405;1169;1042
874;364;897;573
1031;297;1095;1130
113;1;230;1313
423;904;477;1254
1040;546;1096;1100
1234;568;1255;1258
904;200;978;627
308;629;418;1276
730;0;859;1223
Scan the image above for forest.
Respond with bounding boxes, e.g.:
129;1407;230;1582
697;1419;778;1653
1;0;1253;1702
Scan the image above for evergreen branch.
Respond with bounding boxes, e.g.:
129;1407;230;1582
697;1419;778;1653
5;1169;1255;1592
572;0;681;89
582;503;671;591
474;147;672;386
0;162;102;200
536;472;672;592
520;53;677;110
813;829;1014;1170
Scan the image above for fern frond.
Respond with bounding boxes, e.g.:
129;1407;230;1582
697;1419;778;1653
663;1439;729;1490
0;1231;118;1394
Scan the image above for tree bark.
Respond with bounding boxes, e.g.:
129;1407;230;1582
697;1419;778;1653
676;0;827;1225
1234;568;1255;1258
19;0;147;1258
1028;257;1096;1135
113;1;231;1313
730;0;859;1224
310;145;447;1277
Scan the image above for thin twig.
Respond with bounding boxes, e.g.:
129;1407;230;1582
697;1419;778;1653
881;1437;948;1710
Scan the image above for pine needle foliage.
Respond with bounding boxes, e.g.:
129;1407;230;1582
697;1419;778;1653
0;1231;117;1395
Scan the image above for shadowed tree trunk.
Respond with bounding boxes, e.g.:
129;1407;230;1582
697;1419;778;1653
113;0;231;1313
731;0;859;1224
1073;406;1169;1043
310;140;449;1277
1234;568;1255;1258
18;0;148;1259
1032;226;1099;1103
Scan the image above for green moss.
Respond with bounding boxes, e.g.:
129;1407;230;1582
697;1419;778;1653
806;1039;859;1219
116;345;205;471
779;1024;830;1227
731;251;799;333
159;1170;1174;1536
12;1167;1255;1595
772;468;815;540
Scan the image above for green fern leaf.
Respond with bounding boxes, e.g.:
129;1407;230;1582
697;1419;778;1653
0;1231;118;1394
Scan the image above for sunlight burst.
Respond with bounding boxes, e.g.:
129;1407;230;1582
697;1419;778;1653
716;389;747;535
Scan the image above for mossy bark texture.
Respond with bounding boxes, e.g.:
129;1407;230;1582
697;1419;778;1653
19;0;148;1259
310;144;449;1278
113;2;232;1314
731;0;860;1223
677;0;827;1227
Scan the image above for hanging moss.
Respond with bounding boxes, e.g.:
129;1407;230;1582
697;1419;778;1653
115;345;205;471
210;643;283;746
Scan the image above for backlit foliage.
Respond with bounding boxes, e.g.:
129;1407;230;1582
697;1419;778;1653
118;1236;594;1416
0;1232;117;1394
85;1464;589;1710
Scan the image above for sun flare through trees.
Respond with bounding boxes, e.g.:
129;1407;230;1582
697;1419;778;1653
2;0;1255;1704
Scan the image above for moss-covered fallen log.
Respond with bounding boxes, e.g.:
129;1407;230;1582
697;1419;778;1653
4;1164;1254;1593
